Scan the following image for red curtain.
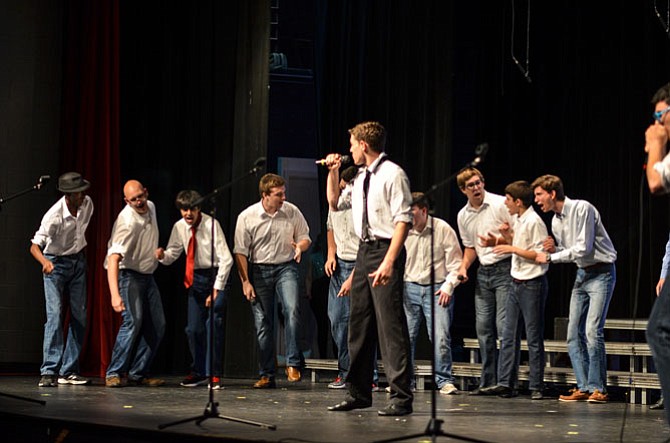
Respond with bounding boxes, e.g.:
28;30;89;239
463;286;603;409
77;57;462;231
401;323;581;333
60;0;122;377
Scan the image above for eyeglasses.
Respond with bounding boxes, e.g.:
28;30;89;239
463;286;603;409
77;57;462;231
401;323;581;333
465;180;483;190
654;105;670;123
126;191;147;203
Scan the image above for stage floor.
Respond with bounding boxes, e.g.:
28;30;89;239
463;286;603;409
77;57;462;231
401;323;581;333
0;375;668;443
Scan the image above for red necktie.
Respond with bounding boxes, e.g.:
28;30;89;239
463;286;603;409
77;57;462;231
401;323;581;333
184;225;197;288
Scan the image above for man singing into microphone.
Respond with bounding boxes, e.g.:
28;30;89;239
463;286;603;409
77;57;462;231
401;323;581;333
30;172;93;387
325;121;414;416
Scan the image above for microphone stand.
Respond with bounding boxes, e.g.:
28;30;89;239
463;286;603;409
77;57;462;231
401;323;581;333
0;176;50;213
158;158;276;431
0;176;50;405
375;144;489;443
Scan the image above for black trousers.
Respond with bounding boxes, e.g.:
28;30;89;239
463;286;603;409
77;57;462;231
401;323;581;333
345;240;413;408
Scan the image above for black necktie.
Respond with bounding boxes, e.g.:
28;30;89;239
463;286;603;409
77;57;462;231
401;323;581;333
362;169;371;241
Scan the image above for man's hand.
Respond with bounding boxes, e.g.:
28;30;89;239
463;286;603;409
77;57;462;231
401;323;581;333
111;293;125;312
42;260;55;275
242;280;257;304
369;260;393;287
155;248;164;260
542;236;556;253
338;271;354;297
657;278;665;297
456;267;469;284
325;255;337;277
436;289;452;307
478;232;498;247
535;251;550;264
646;123;669;154
292;241;303;263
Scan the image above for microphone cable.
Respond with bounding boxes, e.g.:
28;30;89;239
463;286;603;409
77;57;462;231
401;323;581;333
618;171;650;443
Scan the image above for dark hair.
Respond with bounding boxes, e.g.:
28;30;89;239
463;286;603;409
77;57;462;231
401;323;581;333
504;181;533;208
410;191;430;210
531;174;565;201
652;82;670;105
348;121;386;153
175;190;202;210
340;166;358;183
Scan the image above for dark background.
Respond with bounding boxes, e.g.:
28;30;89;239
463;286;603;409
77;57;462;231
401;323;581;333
1;0;669;377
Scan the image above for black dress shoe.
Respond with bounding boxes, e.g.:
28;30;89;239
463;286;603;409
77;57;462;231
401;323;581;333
469;386;495;396
377;404;413;416
328;399;371;412
650;397;665;410
487;385;517;398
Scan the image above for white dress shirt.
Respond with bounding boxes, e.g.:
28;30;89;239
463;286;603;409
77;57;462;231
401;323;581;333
234;200;310;264
159;213;233;291
510;206;548;280
404;216;463;295
31;195;94;256
327;203;359;262
105;201;159;274
653;155;670;193
457;191;514;266
550;197;617;267
341;153;413;240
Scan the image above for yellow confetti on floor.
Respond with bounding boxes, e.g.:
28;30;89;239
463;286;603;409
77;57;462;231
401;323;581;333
123;405;133;409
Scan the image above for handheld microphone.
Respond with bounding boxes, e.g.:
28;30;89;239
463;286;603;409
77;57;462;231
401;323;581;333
315;155;351;166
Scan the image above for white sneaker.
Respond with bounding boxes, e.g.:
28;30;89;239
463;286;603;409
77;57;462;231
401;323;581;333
439;383;458;395
58;374;90;385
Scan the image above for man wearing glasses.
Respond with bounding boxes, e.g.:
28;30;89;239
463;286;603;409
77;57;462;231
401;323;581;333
104;180;166;387
456;167;515;394
644;82;670;425
234;173;311;389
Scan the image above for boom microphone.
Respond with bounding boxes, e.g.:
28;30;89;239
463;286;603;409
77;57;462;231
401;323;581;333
315;155;351;166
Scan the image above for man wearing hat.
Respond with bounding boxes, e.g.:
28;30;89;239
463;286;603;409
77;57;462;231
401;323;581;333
30;172;94;387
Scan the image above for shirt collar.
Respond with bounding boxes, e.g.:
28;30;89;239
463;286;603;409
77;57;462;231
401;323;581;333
366;152;387;174
555;196;572;219
60;196;75;219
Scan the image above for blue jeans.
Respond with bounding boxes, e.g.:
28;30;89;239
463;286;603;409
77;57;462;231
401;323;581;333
106;270;166;380
566;264;615;393
251;261;303;377
403;281;455;388
648;275;670;425
41;253;87;376
327;258;354;379
186;269;228;376
498;275;547;390
475;258;511;388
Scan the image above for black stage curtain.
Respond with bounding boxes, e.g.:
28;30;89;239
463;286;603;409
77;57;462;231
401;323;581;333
119;0;269;377
314;1;670;342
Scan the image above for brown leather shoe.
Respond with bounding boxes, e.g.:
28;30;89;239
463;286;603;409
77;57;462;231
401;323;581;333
253;376;276;389
286;366;301;382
